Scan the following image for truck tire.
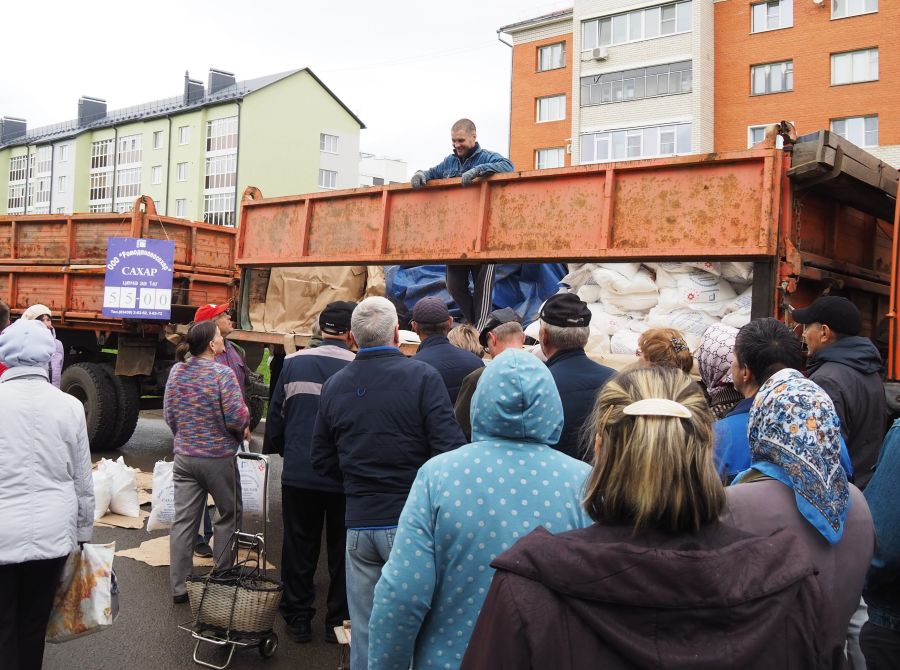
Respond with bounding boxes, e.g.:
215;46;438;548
61;362;118;452
101;364;141;450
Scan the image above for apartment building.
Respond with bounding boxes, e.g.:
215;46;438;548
0;68;365;223
359;153;408;187
501;0;714;169
715;0;899;166
500;10;574;171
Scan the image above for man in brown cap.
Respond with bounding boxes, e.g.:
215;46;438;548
411;296;483;404
538;293;615;461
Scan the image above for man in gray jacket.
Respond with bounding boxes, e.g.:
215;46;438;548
793;296;887;489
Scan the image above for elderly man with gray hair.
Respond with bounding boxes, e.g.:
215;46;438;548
310;296;465;670
539;293;615;461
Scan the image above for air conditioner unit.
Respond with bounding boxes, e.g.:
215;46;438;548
592;47;609;61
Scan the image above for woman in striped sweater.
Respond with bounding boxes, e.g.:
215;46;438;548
164;319;250;604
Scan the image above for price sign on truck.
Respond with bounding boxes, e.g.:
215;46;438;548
102;237;175;320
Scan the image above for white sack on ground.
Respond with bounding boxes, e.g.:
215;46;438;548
98;457;140;518
92;471;112;521
147;460;176;532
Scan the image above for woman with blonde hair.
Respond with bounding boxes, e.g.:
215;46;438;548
447;323;484;358
462;365;827;670
637;327;694;375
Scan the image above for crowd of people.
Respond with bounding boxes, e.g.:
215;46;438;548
2;280;899;670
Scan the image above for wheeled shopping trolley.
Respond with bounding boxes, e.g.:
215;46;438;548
179;449;282;669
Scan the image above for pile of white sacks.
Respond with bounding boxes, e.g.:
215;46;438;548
536;261;754;356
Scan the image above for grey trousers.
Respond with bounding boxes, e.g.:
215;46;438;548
169;454;242;597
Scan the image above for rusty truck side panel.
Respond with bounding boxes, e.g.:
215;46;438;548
236;147;783;267
0;198;237;330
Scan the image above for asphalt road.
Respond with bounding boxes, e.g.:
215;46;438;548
42;412;345;670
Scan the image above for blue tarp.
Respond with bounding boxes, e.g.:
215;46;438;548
385;264;566;326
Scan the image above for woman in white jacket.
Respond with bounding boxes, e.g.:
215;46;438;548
21;304;64;388
0;318;94;670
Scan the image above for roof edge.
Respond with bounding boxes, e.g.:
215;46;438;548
498;8;573;35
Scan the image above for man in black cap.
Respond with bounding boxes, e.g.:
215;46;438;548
793;295;887;489
265;301;357;644
411;296;484;404
453;307;525;441
539;293;615;460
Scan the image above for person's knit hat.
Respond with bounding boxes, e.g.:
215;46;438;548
412;297;451;325
792;296;861;336
478;307;521;347
319;301;356;335
194;303;230;322
539;293;592;328
0;318;55;368
22;303;52;321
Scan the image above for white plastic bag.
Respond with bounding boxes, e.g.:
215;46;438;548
237;446;268;520
147;460;176;532
92;470;112;521
98;457;140;518
46;543;119;643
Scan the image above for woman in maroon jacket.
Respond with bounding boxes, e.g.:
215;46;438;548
461;366;828;670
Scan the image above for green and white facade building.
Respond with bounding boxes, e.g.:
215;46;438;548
0;68;365;225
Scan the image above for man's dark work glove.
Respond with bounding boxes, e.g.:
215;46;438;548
410;171;427;189
460;167;483;187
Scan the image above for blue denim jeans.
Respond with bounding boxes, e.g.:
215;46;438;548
345;527;396;670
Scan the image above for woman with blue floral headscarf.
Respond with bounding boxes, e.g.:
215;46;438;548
724;366;875;667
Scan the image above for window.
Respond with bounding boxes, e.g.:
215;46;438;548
747;125;785;148
90;139;115;170
153;130;164;149
33;178;50;206
117;134;142;165
535;148;566;169
89;172;113;201
57;175;67;192
89;203;112;213
536;95;566;122
116;167;141;200
7;183;25;211
175;199;187;217
35;146;51;175
58;144;70;162
831;48;878;85
832;115;878;147
832;0;877;18
320;133;339;153
8;155;28;182
319;169;338;189
204;154;237;189
751;60;793;94
178;126;190;145
582;1;691;49
372;177;385;186
203;192;236;226
581;123;691;163
752;0;793;32
538;42;565;71
581;61;691;106
176;162;188;182
206;117;238;152
151;165;162;185
153;200;160;211
56;207;65;214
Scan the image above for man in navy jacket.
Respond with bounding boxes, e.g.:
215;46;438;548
411;296;484;404
265;301;357;644
539;293;614;461
410;118;514;330
310;296;465;670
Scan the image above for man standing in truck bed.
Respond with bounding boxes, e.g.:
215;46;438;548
410;119;514;330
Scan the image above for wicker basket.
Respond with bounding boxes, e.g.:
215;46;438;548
186;568;283;635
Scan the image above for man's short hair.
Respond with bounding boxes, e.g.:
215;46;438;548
351;297;398;349
451;118;476;135
0;300;9;330
734;318;803;384
541;322;589;351
416;320;452;339
491;321;524;343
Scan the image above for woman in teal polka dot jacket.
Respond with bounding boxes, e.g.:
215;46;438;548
367;348;592;670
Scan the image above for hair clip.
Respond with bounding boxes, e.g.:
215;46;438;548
623;398;691;418
670;337;687;353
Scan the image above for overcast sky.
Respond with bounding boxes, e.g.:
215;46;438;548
1;0;571;177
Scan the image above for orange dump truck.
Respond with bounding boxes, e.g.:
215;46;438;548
0;198;263;450
234;127;899;401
